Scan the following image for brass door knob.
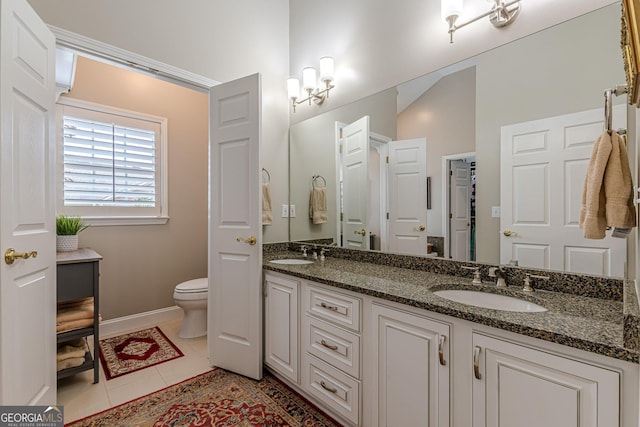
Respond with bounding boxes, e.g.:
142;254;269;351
503;229;513;237
416;225;426;232
353;229;366;236
236;236;257;245
4;248;38;265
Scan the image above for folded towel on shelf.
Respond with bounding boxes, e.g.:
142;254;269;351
56;316;100;333
57;297;93;311
309;187;328;224
57;304;94;323
57;356;86;372
580;131;636;239
57;339;88;362
262;182;273;225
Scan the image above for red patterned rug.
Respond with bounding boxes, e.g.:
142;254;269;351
98;327;184;380
67;368;342;426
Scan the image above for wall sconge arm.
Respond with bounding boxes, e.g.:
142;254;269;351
446;0;521;43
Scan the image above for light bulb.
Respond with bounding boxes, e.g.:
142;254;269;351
287;77;300;100
319;57;334;83
302;67;317;92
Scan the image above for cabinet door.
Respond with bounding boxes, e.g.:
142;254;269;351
472;333;620;427
371;303;450;427
264;274;299;383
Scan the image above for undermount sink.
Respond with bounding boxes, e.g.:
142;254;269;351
269;259;314;265
433;289;547;313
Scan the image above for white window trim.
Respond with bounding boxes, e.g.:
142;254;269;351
56;97;169;226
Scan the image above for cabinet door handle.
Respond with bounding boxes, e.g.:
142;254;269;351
320;302;338;312
438;335;446;366
320;380;338;394
320;339;339;351
473;346;482;380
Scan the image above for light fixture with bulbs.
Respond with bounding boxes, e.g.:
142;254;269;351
441;0;521;43
287;56;335;112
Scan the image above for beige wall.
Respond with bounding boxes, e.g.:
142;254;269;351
62;57;208;320
398;67;476;237
475;5;625;264
28;0;290;244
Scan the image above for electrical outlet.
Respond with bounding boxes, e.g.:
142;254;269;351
281;204;289;218
289;205;296;217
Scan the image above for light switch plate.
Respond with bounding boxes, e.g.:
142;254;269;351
281;204;289;218
289;204;296;217
491;206;501;218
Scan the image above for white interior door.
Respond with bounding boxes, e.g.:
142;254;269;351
387;138;428;255
208;73;262;380
341;116;370;250
0;0;56;405
449;160;471;261
500;106;626;277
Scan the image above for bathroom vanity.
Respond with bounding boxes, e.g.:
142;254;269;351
56;248;102;383
263;248;640;427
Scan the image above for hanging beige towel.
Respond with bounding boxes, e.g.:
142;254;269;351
604;131;636;230
262;182;272;225
309;187;328;224
580;131;636;239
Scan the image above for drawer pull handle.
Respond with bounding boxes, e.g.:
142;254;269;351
320;302;338;312
438;335;446;366
320;380;338;394
473;346;482;380
320;339;338;351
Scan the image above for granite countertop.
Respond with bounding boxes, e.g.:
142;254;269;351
264;251;640;363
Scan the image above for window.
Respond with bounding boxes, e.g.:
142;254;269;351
57;98;168;225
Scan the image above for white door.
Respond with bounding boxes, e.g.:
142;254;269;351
387;138;428;255
341;116;370;250
371;304;450;427
0;0;56;405
208;73;262;380
500;107;627;277
449;160;471;261
472;334;619;427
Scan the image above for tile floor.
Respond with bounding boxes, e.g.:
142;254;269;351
57;316;212;424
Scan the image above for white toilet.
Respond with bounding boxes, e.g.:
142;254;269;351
173;278;208;338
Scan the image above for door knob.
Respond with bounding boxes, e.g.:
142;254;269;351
503;229;513;237
4;248;38;265
353;229;366;236
416;225;426;232
236;236;257;245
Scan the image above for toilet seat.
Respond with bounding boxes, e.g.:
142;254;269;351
174;278;208;300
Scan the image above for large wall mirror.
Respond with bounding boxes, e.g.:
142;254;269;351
289;4;635;279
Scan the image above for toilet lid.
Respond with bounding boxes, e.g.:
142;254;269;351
175;278;208;293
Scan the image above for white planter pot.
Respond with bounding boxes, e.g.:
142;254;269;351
56;235;78;252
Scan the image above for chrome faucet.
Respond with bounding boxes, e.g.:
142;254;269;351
301;245;308;257
523;273;549;292
462;266;482;285
319;248;329;261
489;266;507;288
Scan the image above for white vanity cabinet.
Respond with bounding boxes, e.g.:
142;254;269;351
471;333;621;427
370;303;450;427
264;273;299;383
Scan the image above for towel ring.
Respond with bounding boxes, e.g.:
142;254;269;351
312;175;326;188
262;168;271;183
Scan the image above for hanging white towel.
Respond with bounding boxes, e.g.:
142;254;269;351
309;187;328;224
262;183;272;225
579;131;636;239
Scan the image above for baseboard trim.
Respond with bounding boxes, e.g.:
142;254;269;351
100;306;183;337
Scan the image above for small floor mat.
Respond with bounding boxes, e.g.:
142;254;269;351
98;326;184;380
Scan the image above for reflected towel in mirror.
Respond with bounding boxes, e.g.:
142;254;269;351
309;187;328;224
262;182;272;225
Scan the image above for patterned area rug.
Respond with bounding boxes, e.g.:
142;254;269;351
98;327;184;380
67;368;342;426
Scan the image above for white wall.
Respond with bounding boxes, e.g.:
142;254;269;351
289;0;618;124
28;0;291;243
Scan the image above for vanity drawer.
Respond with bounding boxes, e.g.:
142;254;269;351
302;353;360;425
304;284;361;332
304;315;360;379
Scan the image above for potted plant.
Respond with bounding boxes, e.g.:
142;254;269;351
56;215;88;252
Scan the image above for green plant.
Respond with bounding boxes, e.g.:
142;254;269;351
56;215;88;235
